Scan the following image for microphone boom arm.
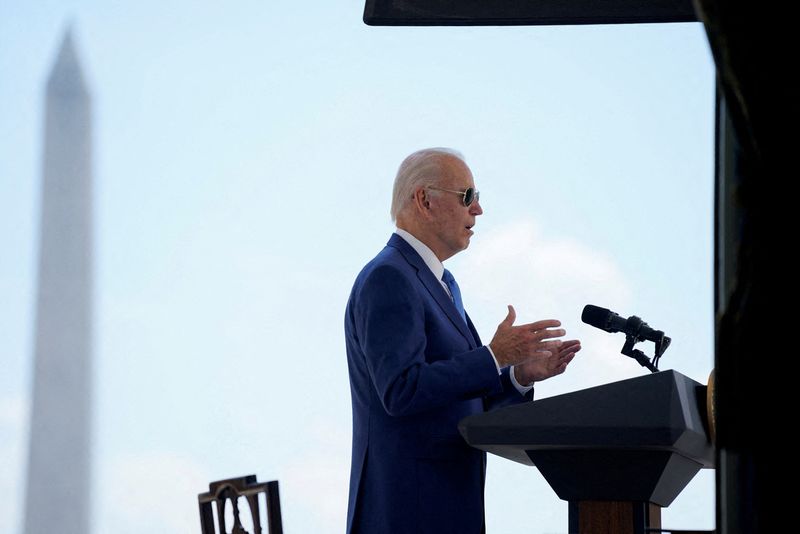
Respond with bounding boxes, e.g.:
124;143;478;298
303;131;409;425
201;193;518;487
621;335;659;373
620;324;671;373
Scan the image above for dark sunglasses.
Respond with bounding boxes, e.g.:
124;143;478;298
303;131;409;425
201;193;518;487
428;186;480;207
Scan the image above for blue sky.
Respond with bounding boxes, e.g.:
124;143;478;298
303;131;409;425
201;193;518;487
1;1;716;532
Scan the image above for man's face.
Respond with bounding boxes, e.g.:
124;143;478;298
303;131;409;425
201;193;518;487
427;156;483;261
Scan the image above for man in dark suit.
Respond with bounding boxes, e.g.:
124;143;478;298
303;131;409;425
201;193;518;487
344;148;580;533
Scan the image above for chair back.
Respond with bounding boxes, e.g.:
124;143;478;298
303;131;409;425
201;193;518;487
198;475;282;534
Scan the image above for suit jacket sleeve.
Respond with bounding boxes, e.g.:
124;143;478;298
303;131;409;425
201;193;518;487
354;264;507;417
485;367;534;410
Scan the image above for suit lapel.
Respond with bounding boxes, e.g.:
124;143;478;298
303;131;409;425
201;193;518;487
387;234;478;348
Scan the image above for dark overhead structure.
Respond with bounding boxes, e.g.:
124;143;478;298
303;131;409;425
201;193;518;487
364;0;697;25
364;1;790;532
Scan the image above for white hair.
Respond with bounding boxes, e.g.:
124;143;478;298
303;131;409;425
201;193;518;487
390;147;465;222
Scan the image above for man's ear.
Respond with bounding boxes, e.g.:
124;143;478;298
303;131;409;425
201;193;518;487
413;188;431;211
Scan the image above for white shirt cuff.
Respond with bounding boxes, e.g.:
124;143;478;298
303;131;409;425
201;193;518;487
485;345;534;396
509;365;535;396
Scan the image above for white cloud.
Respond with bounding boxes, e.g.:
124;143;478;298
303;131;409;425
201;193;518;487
461;218;632;319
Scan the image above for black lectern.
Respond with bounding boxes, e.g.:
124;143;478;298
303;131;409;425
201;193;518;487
459;370;713;534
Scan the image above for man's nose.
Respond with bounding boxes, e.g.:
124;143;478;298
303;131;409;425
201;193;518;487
470;199;483;216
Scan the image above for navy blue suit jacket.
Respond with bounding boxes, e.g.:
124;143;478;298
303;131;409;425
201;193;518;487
345;234;532;534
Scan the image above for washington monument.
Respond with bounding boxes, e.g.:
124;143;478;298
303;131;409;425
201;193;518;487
23;28;94;534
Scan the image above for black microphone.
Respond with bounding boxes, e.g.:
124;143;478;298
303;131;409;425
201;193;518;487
581;304;664;343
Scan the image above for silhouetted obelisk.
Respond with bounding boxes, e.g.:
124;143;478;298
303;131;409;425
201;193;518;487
23;28;93;534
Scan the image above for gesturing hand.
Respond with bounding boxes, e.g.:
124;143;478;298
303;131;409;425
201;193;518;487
514;339;581;386
489;305;566;368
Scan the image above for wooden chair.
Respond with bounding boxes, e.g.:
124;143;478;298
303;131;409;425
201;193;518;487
198;475;282;534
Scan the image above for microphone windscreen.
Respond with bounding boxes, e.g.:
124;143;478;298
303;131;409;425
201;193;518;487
581;304;610;328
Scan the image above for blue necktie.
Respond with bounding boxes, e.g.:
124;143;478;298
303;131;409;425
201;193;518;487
442;269;467;324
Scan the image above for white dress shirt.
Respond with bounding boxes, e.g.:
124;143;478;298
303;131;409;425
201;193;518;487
395;229;533;396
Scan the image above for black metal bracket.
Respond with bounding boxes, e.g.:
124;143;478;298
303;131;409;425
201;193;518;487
621;322;671;373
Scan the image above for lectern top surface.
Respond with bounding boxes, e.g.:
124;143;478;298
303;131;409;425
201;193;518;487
459;370;713;467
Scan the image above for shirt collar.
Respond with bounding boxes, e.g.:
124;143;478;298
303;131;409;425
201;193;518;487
394;228;445;281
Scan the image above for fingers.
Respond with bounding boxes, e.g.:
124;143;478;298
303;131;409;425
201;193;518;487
516;337;579;383
524;320;565;345
555;353;576;375
540;350;575;378
538;339;564;352
503;315;564;335
492;310;579;369
532;328;566;344
554;349;577;373
555;343;579;361
560;352;577;365
499;305;516;328
528;319;561;331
